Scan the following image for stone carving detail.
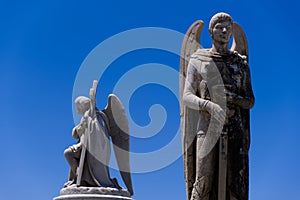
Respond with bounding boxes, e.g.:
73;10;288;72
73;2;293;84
60;186;131;197
55;80;133;200
180;12;255;200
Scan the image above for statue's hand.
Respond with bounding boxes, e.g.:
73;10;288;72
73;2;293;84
73;143;82;151
213;91;237;104
205;101;226;124
212;84;238;104
226;91;237;103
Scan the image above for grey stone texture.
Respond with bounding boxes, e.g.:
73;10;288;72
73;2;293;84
55;81;134;200
180;12;254;200
54;194;132;200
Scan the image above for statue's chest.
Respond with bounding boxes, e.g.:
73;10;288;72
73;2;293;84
200;61;243;88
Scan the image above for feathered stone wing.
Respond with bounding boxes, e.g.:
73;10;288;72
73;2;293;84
179;20;204;200
103;94;133;196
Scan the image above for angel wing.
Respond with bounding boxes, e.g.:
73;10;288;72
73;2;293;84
103;94;133;196
231;22;251;150
231;22;248;59
179;20;204;200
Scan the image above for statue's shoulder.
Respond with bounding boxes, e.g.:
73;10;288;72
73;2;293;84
190;49;213;62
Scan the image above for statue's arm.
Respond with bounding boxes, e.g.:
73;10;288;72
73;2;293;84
232;64;255;109
183;58;226;124
72;127;79;139
72;116;88;140
182;59;209;111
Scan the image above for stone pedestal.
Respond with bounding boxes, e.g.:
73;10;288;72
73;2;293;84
54;194;132;200
53;186;133;200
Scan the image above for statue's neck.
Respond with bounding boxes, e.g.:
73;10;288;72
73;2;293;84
210;41;229;54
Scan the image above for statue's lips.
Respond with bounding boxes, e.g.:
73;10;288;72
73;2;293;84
220;35;229;40
215;34;230;41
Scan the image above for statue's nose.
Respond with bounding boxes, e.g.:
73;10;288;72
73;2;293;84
222;27;227;33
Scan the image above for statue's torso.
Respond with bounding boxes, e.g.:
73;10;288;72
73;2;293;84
191;49;247;137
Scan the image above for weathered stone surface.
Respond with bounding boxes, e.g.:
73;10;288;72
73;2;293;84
53;186;133;200
54;194;132;200
180;12;255;200
61;80;133;197
59;186;131;197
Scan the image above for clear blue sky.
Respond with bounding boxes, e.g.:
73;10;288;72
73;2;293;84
1;0;300;200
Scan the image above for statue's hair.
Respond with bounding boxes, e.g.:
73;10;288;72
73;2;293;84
209;12;233;34
75;96;90;114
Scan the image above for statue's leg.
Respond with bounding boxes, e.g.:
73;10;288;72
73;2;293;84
227;138;249;200
64;145;82;181
190;133;218;200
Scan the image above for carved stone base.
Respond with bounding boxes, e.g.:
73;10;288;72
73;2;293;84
53;194;132;200
53;186;133;200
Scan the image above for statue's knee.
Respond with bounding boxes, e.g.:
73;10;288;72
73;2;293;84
64;148;72;159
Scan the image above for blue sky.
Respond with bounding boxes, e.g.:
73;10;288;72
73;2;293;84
1;0;300;200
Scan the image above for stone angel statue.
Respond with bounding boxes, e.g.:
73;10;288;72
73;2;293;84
61;80;133;199
180;13;255;200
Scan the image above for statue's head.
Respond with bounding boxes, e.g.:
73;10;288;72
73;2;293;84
209;12;233;44
75;96;90;115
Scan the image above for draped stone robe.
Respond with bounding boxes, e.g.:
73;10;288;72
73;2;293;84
183;49;254;200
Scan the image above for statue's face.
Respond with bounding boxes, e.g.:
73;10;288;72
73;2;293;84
76;104;84;115
211;20;232;44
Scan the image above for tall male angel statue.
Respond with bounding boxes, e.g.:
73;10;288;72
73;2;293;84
55;80;133;200
180;13;255;200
